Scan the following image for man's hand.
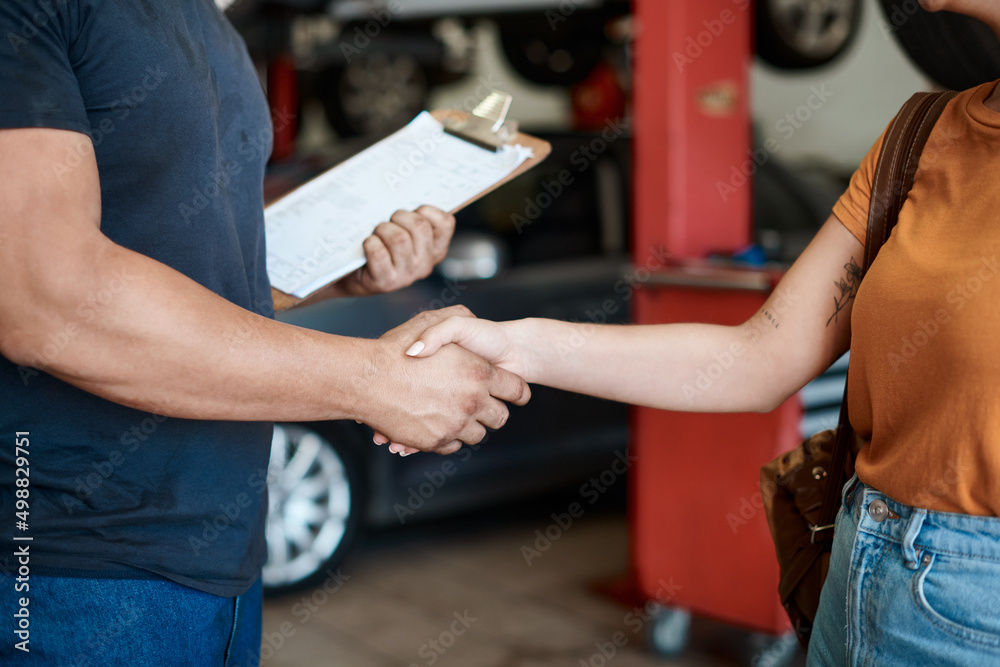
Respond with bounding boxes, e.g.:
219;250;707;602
360;306;531;455
372;312;536;456
339;205;456;297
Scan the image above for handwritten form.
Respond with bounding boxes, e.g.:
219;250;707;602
265;112;533;298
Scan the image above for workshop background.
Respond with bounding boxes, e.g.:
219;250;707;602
216;0;998;665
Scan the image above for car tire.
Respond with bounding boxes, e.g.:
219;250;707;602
317;53;428;137
757;0;863;70
498;14;607;87
262;422;366;597
877;0;1000;90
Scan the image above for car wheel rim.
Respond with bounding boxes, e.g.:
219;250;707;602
263;424;352;588
769;0;856;59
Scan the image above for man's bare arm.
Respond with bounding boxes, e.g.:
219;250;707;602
0;128;527;451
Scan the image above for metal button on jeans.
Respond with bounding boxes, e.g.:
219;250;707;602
868;499;889;522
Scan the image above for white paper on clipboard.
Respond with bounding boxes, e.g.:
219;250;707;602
264;112;534;299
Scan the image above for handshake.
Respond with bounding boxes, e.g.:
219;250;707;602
360;305;531;457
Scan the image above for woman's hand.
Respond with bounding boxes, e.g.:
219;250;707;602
405;315;532;380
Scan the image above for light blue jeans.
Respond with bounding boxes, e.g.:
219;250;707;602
808;475;1000;666
0;574;262;665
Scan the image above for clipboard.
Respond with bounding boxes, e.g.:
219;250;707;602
269;95;552;312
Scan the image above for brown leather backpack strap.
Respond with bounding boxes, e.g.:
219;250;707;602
814;91;957;535
864;91;958;273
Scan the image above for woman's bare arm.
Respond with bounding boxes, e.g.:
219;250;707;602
409;214;863;414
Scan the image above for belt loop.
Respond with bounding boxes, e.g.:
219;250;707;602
842;474;860;508
901;509;927;569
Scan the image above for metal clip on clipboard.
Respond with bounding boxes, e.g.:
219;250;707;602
442;90;519;152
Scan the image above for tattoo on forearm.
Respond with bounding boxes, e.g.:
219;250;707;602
826;257;862;326
762;309;779;329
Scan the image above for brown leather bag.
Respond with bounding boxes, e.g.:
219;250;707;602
760;90;956;647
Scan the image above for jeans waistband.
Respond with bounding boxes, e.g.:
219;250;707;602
846;476;1000;563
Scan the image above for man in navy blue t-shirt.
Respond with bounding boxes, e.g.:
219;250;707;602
0;0;528;662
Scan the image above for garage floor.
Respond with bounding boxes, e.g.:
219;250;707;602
260;500;805;667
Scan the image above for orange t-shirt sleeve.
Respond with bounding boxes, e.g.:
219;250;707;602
832;127;889;248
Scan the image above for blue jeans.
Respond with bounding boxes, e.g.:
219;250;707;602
808;475;1000;666
0;574;262;665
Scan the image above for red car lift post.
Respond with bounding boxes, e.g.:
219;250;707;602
629;0;802;636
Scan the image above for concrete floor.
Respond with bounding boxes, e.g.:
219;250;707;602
260;504;804;667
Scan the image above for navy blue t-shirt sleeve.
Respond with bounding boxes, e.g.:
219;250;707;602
0;1;90;134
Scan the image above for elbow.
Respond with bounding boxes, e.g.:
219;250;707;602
0;232;120;371
0;305;58;369
749;393;787;414
0;260;104;371
731;320;796;414
0;293;43;367
746;383;803;414
0;325;42;369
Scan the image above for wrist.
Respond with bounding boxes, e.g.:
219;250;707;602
511;318;547;385
332;270;370;298
341;337;388;425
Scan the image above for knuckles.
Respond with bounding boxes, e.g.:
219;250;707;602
365;238;390;263
468;360;491;383
382;227;409;250
459;394;482;418
512;381;530;406
412;216;433;236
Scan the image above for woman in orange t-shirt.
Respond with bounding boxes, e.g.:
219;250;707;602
390;0;1000;663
